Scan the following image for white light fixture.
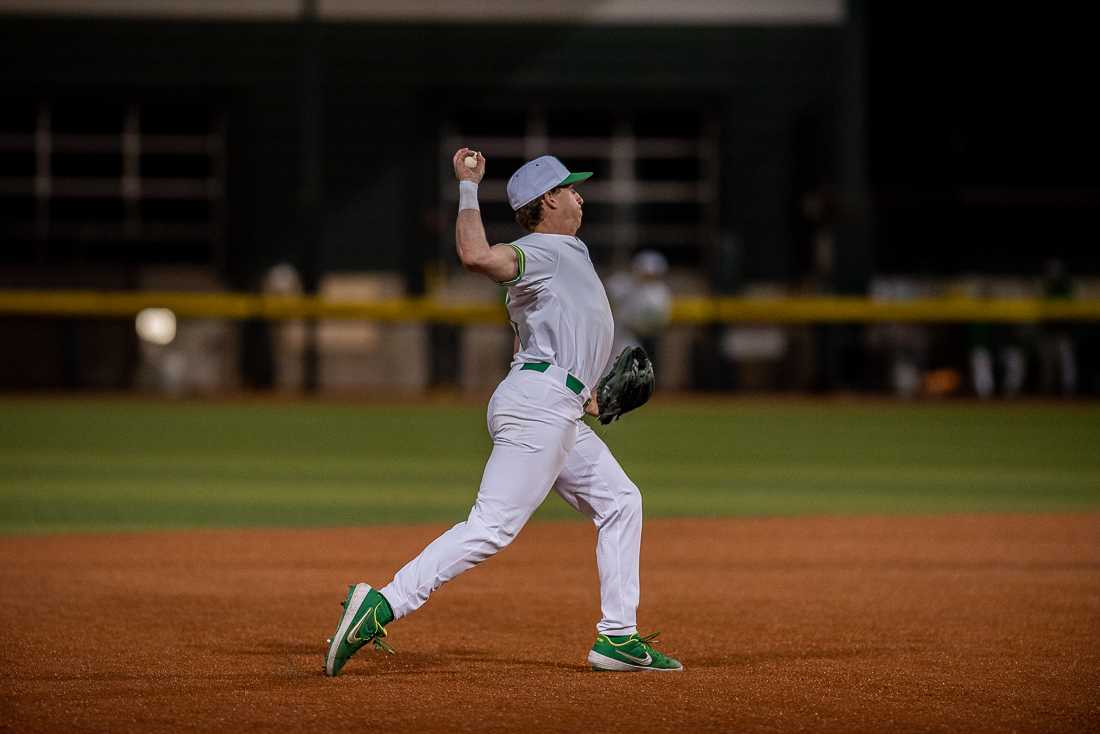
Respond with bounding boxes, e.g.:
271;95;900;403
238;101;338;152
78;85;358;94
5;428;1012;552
135;307;177;346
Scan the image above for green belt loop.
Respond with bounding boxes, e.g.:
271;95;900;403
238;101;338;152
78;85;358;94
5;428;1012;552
520;362;551;374
521;361;585;396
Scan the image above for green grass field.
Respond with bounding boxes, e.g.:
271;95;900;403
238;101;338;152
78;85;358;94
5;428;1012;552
2;398;1099;534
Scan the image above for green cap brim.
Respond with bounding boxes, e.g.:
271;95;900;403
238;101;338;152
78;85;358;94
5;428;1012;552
559;172;593;186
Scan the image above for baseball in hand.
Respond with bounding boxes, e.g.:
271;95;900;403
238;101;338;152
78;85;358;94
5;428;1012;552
464;153;478;169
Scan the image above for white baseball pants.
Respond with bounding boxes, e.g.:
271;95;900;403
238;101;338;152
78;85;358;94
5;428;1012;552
379;365;642;636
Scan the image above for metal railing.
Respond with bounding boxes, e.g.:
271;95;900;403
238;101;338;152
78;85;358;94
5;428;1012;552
2;289;1098;323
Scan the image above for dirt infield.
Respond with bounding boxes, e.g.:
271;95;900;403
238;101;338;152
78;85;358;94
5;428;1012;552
2;515;1098;732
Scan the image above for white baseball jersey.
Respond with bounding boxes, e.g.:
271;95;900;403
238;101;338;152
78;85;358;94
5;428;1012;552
501;233;614;392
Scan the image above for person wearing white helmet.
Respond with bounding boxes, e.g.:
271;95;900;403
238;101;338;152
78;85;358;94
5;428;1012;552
323;149;682;676
606;249;673;368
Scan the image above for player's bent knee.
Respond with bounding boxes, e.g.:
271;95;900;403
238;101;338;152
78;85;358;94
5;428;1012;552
482;521;519;551
621;485;643;519
467;509;523;553
595;484;643;528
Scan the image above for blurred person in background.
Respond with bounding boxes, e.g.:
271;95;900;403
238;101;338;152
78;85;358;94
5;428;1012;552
262;262;306;391
605;250;672;371
866;279;930;399
868;322;929;399
1038;259;1077;396
969;279;1028;399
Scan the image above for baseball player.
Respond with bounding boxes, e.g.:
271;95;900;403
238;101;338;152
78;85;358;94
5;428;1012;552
324;150;681;675
605;249;673;364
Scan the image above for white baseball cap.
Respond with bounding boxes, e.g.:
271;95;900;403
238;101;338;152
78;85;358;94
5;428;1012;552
507;155;593;211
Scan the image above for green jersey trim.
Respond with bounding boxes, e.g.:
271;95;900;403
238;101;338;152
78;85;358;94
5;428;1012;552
497;244;526;286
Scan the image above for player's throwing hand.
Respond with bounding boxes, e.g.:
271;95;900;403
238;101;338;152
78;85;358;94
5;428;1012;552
453;148;485;184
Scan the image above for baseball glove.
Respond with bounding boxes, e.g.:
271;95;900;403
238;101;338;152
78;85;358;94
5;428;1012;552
592;346;655;425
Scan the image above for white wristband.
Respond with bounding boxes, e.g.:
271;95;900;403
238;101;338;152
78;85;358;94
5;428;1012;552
458;180;480;212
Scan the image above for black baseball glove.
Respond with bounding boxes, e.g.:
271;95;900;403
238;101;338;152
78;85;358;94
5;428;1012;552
592;346;655;425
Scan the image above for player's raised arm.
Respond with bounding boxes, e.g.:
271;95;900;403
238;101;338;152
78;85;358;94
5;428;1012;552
452;148;519;284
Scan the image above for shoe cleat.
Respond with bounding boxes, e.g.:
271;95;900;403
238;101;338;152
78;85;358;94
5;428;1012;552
587;632;683;672
324;583;396;676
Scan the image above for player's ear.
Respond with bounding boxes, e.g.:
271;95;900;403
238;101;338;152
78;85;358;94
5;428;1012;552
542;189;559;210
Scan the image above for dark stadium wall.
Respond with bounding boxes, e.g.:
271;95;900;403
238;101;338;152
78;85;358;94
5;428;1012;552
0;16;840;291
864;5;1099;276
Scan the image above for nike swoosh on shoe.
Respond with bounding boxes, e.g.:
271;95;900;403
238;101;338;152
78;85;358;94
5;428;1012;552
619;650;652;665
346;607;378;645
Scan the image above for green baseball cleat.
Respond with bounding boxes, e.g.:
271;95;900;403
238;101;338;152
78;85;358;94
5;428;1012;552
324;583;395;676
587;632;683;672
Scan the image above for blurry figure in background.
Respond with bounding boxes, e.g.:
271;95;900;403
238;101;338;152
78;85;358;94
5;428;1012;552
605;250;672;370
1037;259;1077;396
968;280;1027;399
866;279;930;399
870;323;929;398
134;307;184;396
263;262;305;391
134;307;229;396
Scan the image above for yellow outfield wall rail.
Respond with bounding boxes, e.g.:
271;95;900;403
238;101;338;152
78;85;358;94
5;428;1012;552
1;289;1100;324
